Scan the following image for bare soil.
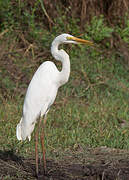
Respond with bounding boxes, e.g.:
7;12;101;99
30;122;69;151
0;147;129;180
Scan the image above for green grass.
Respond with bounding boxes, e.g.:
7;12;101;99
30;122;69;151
0;43;129;160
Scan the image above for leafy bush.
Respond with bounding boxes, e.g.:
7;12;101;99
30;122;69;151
86;15;114;42
116;18;129;44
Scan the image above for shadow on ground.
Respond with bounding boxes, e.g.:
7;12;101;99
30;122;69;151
0;147;129;180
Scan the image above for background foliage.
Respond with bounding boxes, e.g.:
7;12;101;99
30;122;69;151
0;0;129;157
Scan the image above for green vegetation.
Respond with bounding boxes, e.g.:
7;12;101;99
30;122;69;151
0;1;129;161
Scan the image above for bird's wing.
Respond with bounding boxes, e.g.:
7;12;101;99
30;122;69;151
25;61;59;111
17;61;60;141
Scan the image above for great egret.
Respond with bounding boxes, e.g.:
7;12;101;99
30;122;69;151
16;33;93;176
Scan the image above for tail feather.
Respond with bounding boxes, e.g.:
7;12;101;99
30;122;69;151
16;117;32;141
16;118;22;140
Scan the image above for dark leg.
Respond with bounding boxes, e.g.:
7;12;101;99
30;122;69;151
40;117;47;174
35;122;39;176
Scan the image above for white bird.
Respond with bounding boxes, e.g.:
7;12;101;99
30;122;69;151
16;33;93;176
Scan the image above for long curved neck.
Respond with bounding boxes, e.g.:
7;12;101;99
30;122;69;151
59;51;70;86
51;41;70;87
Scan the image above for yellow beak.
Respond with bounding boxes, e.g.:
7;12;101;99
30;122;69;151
67;36;94;46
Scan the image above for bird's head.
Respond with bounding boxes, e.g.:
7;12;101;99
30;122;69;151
54;33;94;46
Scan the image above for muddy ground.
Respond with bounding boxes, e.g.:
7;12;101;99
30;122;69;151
0;147;129;180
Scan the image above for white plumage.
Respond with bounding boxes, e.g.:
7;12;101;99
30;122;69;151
16;61;59;141
16;34;73;141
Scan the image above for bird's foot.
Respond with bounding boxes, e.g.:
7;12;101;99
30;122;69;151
36;172;47;180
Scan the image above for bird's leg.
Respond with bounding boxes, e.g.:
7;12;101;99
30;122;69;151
35;120;39;176
35;116;43;176
40;116;47;174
